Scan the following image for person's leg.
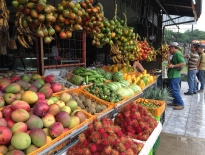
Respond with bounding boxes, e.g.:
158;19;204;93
198;70;205;90
193;70;197;93
186;70;195;94
196;72;199;91
169;78;184;106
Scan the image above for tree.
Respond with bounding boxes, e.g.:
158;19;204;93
163;29;205;43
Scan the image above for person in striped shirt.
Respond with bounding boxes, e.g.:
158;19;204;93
184;44;200;95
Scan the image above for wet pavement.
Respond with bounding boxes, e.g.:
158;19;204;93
162;81;205;138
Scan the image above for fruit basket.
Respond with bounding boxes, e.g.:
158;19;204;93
135;98;166;117
83;88;127;108
28;109;94;155
53;88;114;119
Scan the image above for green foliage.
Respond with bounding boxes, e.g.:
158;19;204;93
143;87;173;104
164;29;205;43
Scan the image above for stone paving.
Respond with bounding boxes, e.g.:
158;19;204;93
162;81;205;138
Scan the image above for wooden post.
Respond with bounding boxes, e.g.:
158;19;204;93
82;32;86;67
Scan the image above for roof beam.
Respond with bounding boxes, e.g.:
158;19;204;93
155;0;179;29
163;3;192;9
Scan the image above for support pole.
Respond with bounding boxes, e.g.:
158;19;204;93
40;37;44;75
82;32;86;67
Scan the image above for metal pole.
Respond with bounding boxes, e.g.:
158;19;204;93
191;24;193;43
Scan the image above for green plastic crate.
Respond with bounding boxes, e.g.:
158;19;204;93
153;136;160;155
148;148;153;155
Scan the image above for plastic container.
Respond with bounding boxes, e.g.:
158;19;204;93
135;98;166;117
53;88;114;119
28;109;94;155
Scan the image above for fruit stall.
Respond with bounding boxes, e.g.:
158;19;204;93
0;0;201;154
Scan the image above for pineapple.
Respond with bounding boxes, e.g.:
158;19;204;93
143;87;173;104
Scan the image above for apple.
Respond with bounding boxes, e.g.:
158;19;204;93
36;92;45;100
60;93;71;103
4;93;17;104
46;99;54;105
48;96;59;103
61;106;71;114
0;96;5;108
0;91;4;97
56;100;65;108
15;93;22;100
51;83;62;93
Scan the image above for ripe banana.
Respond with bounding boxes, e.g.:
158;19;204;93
110;44;121;55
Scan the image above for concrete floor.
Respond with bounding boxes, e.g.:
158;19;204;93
162;82;205;138
156;81;205;155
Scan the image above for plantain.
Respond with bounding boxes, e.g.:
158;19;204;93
20;35;31;48
27;34;33;45
17;35;30;48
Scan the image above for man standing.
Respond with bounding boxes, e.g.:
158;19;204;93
184;44;199;95
197;45;205;92
167;42;186;110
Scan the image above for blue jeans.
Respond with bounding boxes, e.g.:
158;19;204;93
187;69;197;93
198;70;205;90
168;78;184;106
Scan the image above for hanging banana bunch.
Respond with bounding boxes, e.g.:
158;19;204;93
157;43;169;61
13;12;35;49
146;46;157;62
0;0;9;34
0;0;10;55
110;44;125;64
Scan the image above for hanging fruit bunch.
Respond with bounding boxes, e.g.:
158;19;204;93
134;39;151;61
145;46;157;62
56;0;85;39
157;43;169;61
91;14;115;48
111;6;137;52
110;44;125;64
13;12;35;48
80;1;111;48
12;0;57;44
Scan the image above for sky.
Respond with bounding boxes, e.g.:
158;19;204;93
163;0;205;33
195;1;205;32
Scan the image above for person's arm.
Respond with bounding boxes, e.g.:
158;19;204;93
198;55;205;70
168;53;186;68
133;61;144;72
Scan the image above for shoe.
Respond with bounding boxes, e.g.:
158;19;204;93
193;92;197;94
198;90;204;93
167;103;178;106
174;106;184;110
184;92;193;95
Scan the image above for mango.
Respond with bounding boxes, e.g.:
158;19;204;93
5;83;21;93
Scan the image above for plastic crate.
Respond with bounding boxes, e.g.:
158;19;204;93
135;98;166;117
53;88;114;119
153;136;160;155
28;109;94;155
149;148;153;155
82;88;127;108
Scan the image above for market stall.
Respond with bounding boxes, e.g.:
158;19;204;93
0;0;202;155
